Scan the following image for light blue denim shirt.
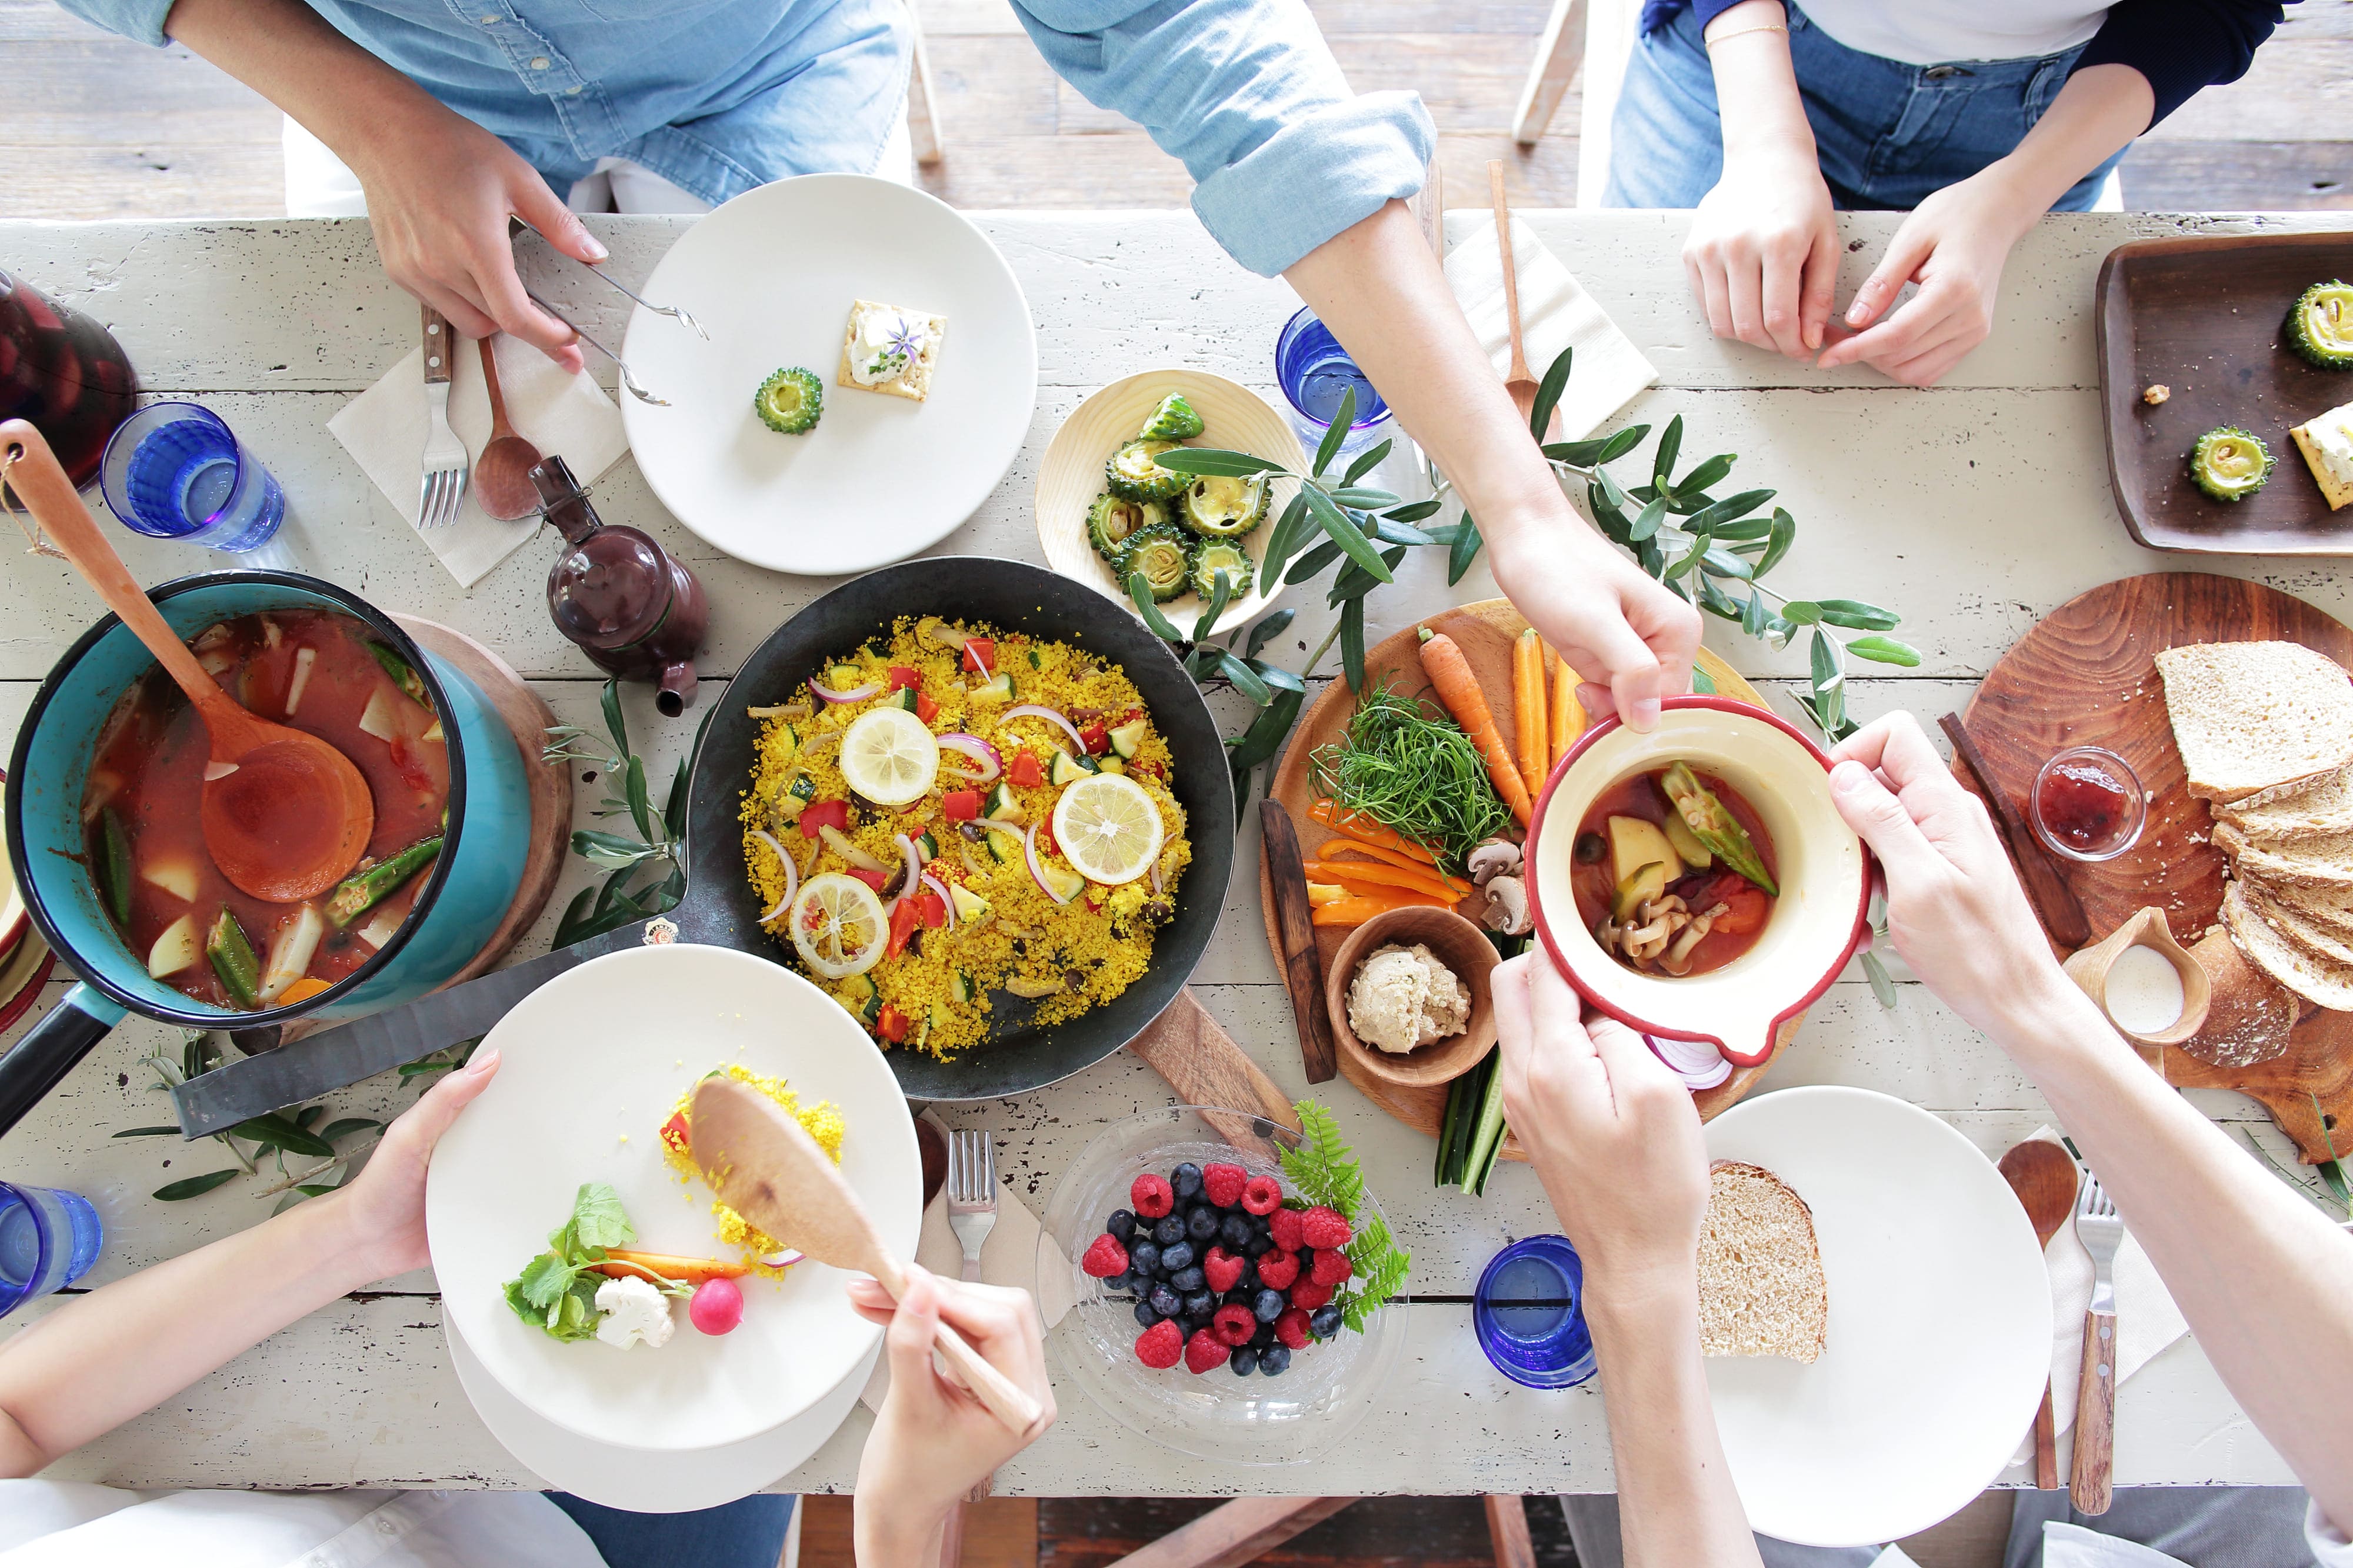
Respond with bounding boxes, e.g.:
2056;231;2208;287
62;0;1431;275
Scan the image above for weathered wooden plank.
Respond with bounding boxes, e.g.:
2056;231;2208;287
2119;142;2353;213
2140;41;2353;145
0;39;280;146
0;142;283;222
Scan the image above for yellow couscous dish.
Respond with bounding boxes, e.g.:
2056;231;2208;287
659;1063;844;1277
739;615;1191;1058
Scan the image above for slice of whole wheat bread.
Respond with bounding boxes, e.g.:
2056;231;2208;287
1697;1161;1827;1365
2244;872;2353;943
2214;822;2353;892
2241;880;2353;970
2221;880;2353;1011
2155;642;2353;803
2215;765;2353;844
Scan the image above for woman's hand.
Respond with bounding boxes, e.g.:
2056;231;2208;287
849;1266;1055;1562
1826;713;2065;1035
321;1046;499;1283
1491;953;1709;1297
1684;146;1841;359
1488;517;1701;733
1814;168;2037;386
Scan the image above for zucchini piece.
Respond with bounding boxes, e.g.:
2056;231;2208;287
205;909;263;1007
754;366;824;434
325;835;442;928
984;783;1024;822
2287;281;2353;371
828;663;865;692
98;808;134;928
971;671;1016;703
1178;473;1269;538
1084;493;1171;565
949;882;991;925
1611;860;1669;923
1108;718;1148;759
915;830;940;859
1136;392;1205;441
1038;859;1085;903
1096;756;1126;774
1189;541;1254;600
1659;763;1778;896
2189;426;2274;503
1105;438;1188;502
1661;811;1712;871
1049;749;1099;785
1121;521;1192;603
949;970;973;1005
895;686;924;713
366;642;431;707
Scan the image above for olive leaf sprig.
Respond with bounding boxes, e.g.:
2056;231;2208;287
542;679;718;946
115;1032;383;1209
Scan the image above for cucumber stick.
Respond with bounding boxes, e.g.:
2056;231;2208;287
1459;1056;1511;1196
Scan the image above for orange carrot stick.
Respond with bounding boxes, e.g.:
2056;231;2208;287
592;1250;753;1286
1303;860;1463;900
1548;647;1584;766
1312;892;1449;926
1512;628;1548;802
1415;628;1532;827
1306;799;1445;866
1315;838;1472;892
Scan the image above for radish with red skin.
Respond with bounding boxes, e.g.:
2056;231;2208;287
689;1276;744;1336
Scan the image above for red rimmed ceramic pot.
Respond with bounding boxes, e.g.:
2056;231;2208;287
1527;696;1872;1069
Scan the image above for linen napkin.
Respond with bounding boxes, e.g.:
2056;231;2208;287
858;1112;1070;1413
2011;1129;2189;1469
1442;210;1658;442
326;333;628;588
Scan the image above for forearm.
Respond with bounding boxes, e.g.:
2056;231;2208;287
1989;971;2353;1524
1587;1284;1764;1568
854;1494;948;1568
1974;65;2152;228
0;1188;376;1475
164;0;454;164
1705;2;1812;164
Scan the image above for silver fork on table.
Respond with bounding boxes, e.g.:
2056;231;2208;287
946;1129;998;1282
2070;1170;2124;1516
417;303;469;529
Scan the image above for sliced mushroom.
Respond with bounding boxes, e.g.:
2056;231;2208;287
1467;838;1523;889
1481;874;1531;936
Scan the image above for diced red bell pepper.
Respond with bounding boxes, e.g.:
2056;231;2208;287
886;665;922;691
886;898;921;959
875;1003;909;1043
960;638;995;677
942;789;981;822
1006;752;1044;789
1707;879;1771;935
915;890;947;928
914;690;939;725
1079;723;1110;756
846;866;889;894
659;1110;691;1155
799;799;849;839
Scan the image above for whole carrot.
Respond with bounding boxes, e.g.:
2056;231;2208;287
1548;648;1584;765
1415;627;1531;826
1512;628;1548;802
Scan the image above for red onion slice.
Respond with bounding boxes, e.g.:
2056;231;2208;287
1025;822;1076;903
936;732;1002;784
809;679;881;705
921;871;956;928
765;1249;805;1269
751;829;800;924
1004;703;1085;754
1644;1033;1731;1090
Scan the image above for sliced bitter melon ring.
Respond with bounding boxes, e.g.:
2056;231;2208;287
1085;493;1171;565
1189;541;1254;600
2287;280;2353;371
1178;473;1269;538
1122;521;1195;603
1105;438;1189;502
2190;426;2274;502
1136;392;1205;441
754;366;824;435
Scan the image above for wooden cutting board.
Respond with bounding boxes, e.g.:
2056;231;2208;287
1960;572;2353;1164
1256;599;1786;1159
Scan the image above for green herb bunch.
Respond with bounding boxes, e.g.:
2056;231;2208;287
504;1181;684;1342
543;679;719;945
1279;1099;1411;1334
1308;679;1511;873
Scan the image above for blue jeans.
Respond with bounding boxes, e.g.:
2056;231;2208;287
546;1492;794;1568
1602;0;2129;211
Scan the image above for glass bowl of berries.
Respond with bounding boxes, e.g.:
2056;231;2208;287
1035;1103;1411;1466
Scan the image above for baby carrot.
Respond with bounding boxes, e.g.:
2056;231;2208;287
1315;838;1472;893
1307;799;1446;866
1512;628;1548;803
1415;628;1531;827
1548;647;1584;766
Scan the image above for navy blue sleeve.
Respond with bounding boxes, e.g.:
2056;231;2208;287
2073;0;2288;127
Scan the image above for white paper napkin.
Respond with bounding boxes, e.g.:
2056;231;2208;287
1442;211;1658;442
859;1113;1069;1414
2011;1130;2189;1469
327;334;629;588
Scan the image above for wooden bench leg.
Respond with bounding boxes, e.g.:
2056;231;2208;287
1485;1496;1537;1568
1512;0;1589;146
905;8;944;166
1103;1497;1358;1568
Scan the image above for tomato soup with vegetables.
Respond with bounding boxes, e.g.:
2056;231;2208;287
1568;762;1777;978
82;609;449;1010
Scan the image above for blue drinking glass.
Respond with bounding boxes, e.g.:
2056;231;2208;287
99;401;285;552
0;1180;103;1319
1275;308;1391;458
1474;1234;1597;1389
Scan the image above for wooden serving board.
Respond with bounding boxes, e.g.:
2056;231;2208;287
1256;599;1784;1158
1959;572;2353;1163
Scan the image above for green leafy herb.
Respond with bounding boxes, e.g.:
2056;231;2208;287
128;1032;394;1203
1308;678;1511;872
502;1181;685;1345
544;680;720;946
1279;1099;1410;1335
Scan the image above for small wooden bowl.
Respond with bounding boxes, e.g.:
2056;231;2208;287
1323;906;1499;1090
2062;905;2212;1046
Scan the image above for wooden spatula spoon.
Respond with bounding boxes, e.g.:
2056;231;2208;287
1487;160;1543;432
1999;1137;2078;1491
1;419;375;904
689;1076;1046;1438
471;337;543;522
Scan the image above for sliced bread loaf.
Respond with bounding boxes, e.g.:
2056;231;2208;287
2241;880;2353;969
2214;822;2353;892
2221;880;2353;1011
2155;642;2353;803
1697;1160;1827;1365
2245;873;2353;943
2215;765;2353;844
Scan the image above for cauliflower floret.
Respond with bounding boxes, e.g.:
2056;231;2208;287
594;1275;675;1349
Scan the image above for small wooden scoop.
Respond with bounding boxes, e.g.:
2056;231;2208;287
1999;1137;2078;1490
1;419;375;903
689;1076;1046;1438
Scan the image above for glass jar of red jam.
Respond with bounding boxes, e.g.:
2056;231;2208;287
2029;746;2147;862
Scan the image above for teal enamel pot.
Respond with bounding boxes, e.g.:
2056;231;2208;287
0;571;530;1136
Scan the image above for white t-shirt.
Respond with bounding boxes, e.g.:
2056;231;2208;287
1864;1500;2353;1568
1794;0;2109;65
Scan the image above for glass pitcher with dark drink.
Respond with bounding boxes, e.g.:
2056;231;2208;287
0;269;137;491
533;455;708;716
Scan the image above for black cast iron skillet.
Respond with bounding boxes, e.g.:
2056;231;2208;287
173;556;1236;1134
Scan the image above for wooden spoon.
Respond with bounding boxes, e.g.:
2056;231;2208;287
471;337;543;522
1487;159;1542;432
1999;1137;2078;1491
689;1077;1047;1438
0;419;375;904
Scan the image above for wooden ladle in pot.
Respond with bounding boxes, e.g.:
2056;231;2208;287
1;419;375;903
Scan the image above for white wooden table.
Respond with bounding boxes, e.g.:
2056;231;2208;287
1;207;2344;1499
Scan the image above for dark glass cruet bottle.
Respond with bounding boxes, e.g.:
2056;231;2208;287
532;455;708;716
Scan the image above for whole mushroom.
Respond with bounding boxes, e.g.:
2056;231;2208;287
1481;874;1531;936
1467;838;1523;889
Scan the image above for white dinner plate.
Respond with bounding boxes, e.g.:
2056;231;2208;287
621;174;1038;576
426;943;921;1453
1701;1086;2051;1548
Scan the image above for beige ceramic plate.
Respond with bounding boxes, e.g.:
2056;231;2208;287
1034;368;1307;640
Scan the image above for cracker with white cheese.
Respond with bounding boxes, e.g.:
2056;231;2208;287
837;299;946;403
2289;399;2353;512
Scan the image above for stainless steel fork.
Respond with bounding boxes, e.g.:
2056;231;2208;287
2071;1171;2124;1515
946;1129;998;1282
416;303;469;529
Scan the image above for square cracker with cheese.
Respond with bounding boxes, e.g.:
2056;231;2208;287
837;299;946;403
2289;401;2353;512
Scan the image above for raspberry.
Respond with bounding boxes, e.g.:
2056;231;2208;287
1082;1233;1130;1278
1201;1163;1248;1209
1254;1249;1300;1291
1135;1319;1183;1369
1241;1176;1283;1216
1311;1246;1354;1286
1268;1207;1304;1251
1212;1304;1256;1346
1299;1206;1352;1250
1130;1173;1175;1219
1274;1307;1311;1350
1289;1279;1334;1311
1202;1246;1245;1294
1184;1328;1231;1374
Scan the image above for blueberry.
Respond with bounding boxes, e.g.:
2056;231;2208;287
1184;1312;1212;1336
1222;1286;1253;1308
1230;1346;1259;1376
1259;1345;1292;1376
1182;1289;1215;1317
1159;1240;1194;1273
1149;1283;1181;1317
1244;1232;1275;1257
1252;1322;1277;1349
1134;1300;1161;1329
1104;1270;1134;1293
1171;1266;1207;1293
1252;1288;1286;1323
1185;1207;1219;1242
1129;1241;1161;1276
1249;1212;1272;1236
1107;1209;1135;1245
1152;1215;1185;1246
1237;1259;1260;1292
1309;1305;1344;1338
1172;1162;1204;1199
1218;1214;1252;1250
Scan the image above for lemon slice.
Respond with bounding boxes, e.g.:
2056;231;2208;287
789;872;889;979
1051;773;1164;886
839;706;938;806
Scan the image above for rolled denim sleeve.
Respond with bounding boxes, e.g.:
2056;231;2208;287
1010;0;1435;276
54;0;175;48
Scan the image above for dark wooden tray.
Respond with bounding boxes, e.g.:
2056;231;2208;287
2095;231;2353;556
